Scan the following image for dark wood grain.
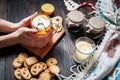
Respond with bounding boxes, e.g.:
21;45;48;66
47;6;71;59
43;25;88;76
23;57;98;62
0;0;97;80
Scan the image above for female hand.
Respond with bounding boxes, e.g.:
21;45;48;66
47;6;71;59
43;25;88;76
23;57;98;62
14;27;53;48
16;12;38;28
0;12;53;48
16;12;53;48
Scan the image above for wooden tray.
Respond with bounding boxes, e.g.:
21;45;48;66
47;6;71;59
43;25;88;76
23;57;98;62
22;16;65;58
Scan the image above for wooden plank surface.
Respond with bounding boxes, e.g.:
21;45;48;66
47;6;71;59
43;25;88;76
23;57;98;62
0;0;97;80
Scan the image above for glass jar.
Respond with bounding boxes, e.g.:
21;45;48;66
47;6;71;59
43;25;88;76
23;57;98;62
74;37;96;64
31;14;52;35
66;10;84;33
86;17;105;38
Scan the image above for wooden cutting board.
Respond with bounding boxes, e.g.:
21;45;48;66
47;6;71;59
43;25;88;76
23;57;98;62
22;16;65;58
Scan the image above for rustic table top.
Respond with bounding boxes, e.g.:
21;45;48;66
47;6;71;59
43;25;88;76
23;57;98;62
0;0;97;80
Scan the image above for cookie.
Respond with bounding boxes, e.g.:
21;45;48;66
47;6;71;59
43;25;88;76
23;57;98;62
49;65;60;74
12;58;23;69
39;62;47;70
20;67;32;80
23;60;29;68
44;69;50;73
52;20;62;33
46;58;57;67
14;69;22;80
45;69;55;77
24;56;38;68
64;0;79;11
30;78;38;80
51;16;63;34
30;63;43;76
18;52;28;62
39;71;52;80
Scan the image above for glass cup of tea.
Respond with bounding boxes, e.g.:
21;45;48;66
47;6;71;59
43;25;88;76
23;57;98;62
73;37;96;64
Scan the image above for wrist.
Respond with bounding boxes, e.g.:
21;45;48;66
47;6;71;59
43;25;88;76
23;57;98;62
0;19;20;33
7;32;19;45
0;32;19;48
12;23;21;31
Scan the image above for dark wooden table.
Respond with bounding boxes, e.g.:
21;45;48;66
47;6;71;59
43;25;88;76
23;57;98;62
0;0;97;80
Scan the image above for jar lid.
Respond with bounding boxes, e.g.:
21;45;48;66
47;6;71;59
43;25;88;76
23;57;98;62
31;14;51;30
67;10;84;23
89;17;105;30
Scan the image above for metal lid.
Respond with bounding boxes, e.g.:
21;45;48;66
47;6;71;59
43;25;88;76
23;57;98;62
89;17;105;30
67;10;84;23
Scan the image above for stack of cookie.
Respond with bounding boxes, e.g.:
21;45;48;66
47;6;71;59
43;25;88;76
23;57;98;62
12;53;60;80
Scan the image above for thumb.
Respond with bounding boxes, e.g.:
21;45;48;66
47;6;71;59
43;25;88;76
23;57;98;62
23;12;38;23
19;12;38;26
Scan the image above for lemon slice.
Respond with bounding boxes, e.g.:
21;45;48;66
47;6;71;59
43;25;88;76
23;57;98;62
41;3;55;16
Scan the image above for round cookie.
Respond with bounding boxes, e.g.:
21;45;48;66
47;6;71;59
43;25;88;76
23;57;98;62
18;52;28;62
39;71;52;80
49;65;60;74
44;69;55;77
12;58;23;69
30;78;38;80
30;63;43;76
46;58;58;67
20;68;32;80
14;69;22;80
39;62;47;70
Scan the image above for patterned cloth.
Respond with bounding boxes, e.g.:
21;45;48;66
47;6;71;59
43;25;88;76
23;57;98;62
96;0;120;26
93;0;120;79
103;61;120;80
58;0;120;80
